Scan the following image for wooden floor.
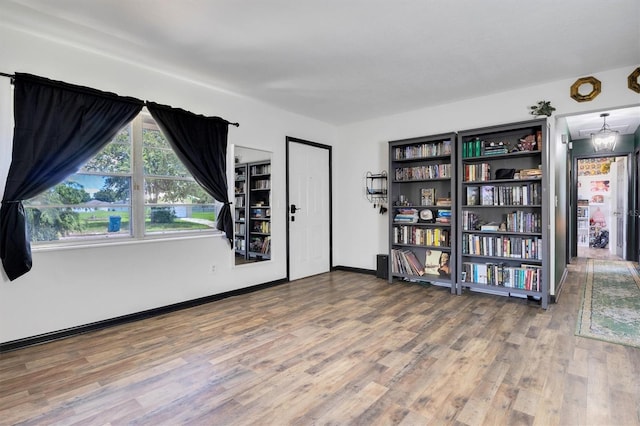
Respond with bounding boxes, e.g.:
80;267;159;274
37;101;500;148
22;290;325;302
1;259;640;425
577;246;623;261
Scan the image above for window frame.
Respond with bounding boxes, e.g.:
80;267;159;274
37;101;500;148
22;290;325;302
26;111;224;248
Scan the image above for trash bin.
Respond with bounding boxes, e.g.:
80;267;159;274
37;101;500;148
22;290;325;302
108;216;121;232
376;254;388;279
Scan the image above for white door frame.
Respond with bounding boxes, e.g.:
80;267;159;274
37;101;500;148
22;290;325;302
573;153;630;260
615;157;627;258
285;137;332;280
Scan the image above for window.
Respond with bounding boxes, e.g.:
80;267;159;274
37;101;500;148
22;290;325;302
24;112;221;244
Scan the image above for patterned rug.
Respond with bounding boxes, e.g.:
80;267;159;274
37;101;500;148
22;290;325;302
576;259;640;348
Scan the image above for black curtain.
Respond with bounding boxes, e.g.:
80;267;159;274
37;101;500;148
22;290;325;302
0;73;143;281
146;102;234;246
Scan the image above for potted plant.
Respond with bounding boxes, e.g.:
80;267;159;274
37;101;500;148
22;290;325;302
529;100;556;117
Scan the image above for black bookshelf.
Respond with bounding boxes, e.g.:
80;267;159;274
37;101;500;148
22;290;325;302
388;133;457;292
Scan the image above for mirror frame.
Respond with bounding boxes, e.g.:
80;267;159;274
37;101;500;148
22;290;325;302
232;145;273;266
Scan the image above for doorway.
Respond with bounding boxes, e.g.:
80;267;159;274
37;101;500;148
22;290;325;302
575;155;628;261
286;137;332;281
565;105;640;263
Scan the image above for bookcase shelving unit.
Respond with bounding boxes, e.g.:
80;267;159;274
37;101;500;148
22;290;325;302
247;161;271;260
234;163;247;258
388;133;457;293
457;119;549;308
577;200;589;247
234;161;271;261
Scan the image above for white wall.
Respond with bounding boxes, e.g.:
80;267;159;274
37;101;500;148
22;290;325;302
334;65;640;296
0;26;337;344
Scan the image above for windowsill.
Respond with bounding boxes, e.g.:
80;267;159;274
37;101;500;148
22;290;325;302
31;231;226;252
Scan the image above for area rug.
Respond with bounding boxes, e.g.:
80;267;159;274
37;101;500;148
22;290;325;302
576;259;640;348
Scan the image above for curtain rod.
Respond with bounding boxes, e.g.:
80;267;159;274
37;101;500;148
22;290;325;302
0;71;239;127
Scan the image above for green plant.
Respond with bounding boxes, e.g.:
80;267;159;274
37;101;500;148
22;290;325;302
529;100;556;117
150;207;176;223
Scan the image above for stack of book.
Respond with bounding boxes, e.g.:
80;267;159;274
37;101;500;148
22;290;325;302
461;262;541;291
480;222;500;231
393;226;450;246
394;208;418;223
391;249;425;276
483;142;508;156
393;140;452;160
462;138;482;158
519;168;542;178
435;209;451;224
463;163;491;182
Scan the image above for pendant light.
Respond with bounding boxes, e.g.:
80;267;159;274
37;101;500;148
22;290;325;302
591;113;618;152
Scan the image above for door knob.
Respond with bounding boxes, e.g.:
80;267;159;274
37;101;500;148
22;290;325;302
290;204;301;214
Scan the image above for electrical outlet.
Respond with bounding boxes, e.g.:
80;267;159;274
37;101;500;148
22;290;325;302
210;264;216;273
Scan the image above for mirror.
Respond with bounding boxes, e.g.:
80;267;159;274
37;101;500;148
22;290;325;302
233;145;272;265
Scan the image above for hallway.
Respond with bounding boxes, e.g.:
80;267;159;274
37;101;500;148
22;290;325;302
577;246;624;261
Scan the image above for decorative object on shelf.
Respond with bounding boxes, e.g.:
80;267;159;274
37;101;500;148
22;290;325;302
628;67;640;93
495;168;515;180
518;134;537;151
528;100;555;117
420;188;435;206
438;252;451;277
591;113;618;152
570;76;601;102
419;209;434;222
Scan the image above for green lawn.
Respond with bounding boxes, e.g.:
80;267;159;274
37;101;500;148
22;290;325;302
79;211;213;233
191;211;216;221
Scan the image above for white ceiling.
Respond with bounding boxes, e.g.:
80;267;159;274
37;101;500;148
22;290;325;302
564;106;640;141
1;0;639;133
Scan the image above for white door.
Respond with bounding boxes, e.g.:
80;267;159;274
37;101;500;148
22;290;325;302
615;157;626;259
287;139;331;280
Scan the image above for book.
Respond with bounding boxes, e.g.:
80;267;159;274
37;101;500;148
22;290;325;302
483;148;508;156
481;186;495;206
521;263;542;291
476;263;488;284
421;188;435;206
466;186;479;206
436;198;451;206
519;168;542;178
424;249;442;275
483;141;508;156
438;251;451;277
405;250;425;276
435;209;451;224
481;222;500;231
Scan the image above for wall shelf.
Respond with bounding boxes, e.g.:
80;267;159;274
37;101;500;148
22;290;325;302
366;171;388;205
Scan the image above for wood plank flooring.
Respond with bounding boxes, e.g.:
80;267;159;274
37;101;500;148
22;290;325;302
1;258;640;425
